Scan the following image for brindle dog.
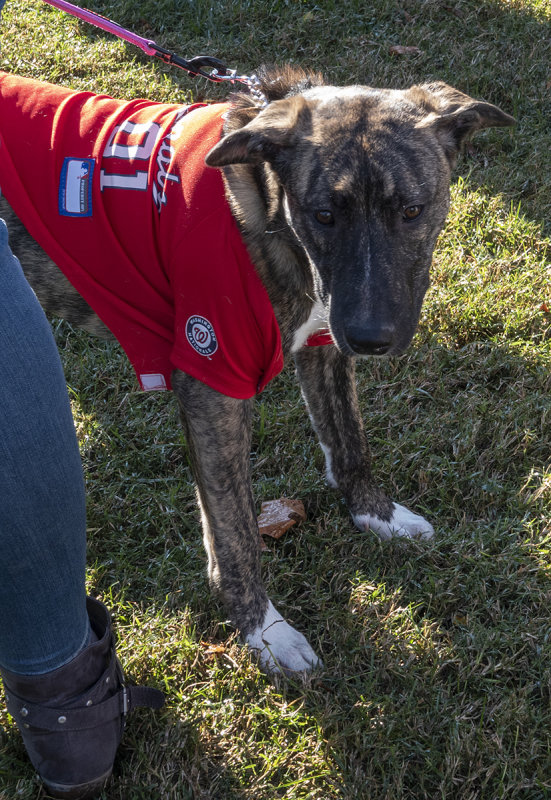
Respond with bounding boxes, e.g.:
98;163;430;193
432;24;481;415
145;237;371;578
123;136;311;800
1;67;514;673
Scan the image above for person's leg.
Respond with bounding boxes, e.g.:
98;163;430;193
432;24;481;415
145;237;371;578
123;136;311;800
0;219;164;798
0;216;90;674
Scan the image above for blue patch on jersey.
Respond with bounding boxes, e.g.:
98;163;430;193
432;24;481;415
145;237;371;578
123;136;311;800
59;158;95;217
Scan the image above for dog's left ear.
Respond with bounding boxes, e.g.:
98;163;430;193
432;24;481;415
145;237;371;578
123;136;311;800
414;82;516;164
205;96;309;168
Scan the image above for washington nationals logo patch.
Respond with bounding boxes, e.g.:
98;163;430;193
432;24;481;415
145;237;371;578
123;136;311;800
186;315;218;357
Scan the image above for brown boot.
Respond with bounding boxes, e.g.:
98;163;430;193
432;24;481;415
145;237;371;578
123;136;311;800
1;597;164;799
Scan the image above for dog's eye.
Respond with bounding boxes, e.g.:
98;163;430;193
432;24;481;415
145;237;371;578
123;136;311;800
403;204;424;221
315;210;334;226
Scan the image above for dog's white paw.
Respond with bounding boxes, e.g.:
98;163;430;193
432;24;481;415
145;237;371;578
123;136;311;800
245;600;322;675
354;503;434;541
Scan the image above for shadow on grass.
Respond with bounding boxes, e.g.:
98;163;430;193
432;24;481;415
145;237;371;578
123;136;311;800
291;336;550;798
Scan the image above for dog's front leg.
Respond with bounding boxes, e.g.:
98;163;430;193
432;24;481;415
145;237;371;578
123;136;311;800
294;346;434;540
172;370;321;674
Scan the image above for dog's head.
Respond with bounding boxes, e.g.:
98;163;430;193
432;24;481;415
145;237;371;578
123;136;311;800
206;73;515;357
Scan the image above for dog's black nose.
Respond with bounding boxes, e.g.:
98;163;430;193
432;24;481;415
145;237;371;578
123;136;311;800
345;327;393;356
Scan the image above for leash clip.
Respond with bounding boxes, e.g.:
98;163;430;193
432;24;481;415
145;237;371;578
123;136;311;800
148;47;226;79
180;55;235;81
186;58;269;108
150;49;268;107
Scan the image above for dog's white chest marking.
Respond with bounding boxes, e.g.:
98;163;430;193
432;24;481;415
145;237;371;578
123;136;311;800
245;600;321;674
291;300;329;352
354;503;434;541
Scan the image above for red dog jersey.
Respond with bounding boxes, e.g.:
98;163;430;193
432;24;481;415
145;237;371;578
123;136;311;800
0;71;330;397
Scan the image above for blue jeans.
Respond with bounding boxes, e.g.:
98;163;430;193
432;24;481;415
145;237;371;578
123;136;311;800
0;217;90;675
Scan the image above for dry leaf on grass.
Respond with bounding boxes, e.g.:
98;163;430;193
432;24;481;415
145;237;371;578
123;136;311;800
389;44;422;56
201;642;226;656
200;641;240;669
257;498;306;546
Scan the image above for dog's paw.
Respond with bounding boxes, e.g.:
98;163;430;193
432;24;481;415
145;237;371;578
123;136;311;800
354;503;434;541
245;600;322;675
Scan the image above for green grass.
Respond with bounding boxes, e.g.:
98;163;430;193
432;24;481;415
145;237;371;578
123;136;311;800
1;0;550;797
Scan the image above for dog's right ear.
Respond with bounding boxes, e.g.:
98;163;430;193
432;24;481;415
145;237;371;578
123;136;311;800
205;96;309;168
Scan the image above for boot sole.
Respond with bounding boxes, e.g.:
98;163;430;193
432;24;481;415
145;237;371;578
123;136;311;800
42;767;112;799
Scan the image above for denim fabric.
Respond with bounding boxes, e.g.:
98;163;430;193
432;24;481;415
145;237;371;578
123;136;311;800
0;218;90;674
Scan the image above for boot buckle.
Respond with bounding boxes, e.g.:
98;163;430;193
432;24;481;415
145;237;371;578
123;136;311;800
122;687;129;715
